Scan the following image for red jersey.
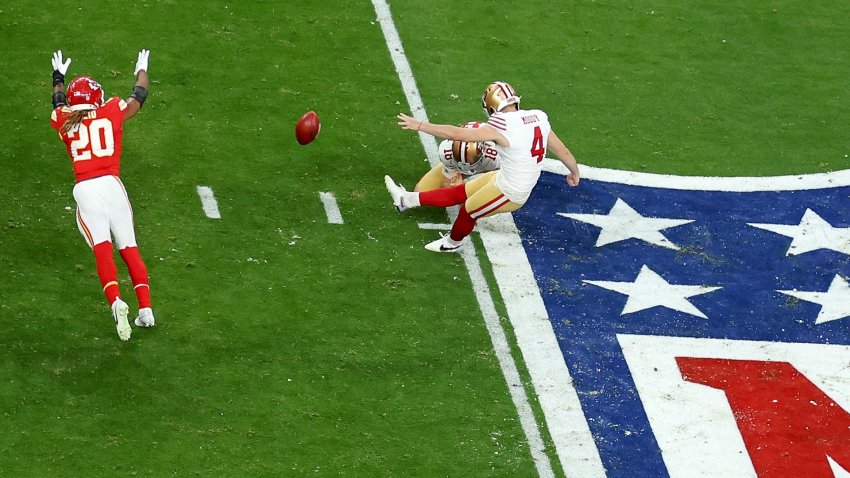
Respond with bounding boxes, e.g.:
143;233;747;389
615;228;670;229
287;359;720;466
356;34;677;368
50;97;128;183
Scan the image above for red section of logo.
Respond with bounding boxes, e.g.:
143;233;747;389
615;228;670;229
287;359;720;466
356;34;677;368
676;357;850;478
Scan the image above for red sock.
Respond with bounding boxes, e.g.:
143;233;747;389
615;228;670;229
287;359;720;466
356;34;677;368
450;205;477;242
419;183;468;207
119;246;152;309
92;241;120;305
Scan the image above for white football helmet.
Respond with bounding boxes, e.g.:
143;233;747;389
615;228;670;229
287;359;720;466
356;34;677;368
481;81;520;116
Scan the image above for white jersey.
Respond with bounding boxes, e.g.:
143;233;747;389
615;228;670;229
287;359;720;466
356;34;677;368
486;109;551;204
437;139;500;178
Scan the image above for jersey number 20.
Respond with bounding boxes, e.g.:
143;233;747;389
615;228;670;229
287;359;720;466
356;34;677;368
530;126;545;163
68;118;115;162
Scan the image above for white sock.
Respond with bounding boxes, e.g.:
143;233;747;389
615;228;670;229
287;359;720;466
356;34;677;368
403;191;421;208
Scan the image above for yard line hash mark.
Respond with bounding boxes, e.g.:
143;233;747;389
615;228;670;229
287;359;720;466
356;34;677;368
319;192;344;224
196;185;221;219
417;222;452;231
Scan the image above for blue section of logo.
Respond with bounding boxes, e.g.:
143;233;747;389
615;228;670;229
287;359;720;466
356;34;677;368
513;172;850;477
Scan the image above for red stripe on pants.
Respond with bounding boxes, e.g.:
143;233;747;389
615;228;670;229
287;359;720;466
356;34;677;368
469;194;506;218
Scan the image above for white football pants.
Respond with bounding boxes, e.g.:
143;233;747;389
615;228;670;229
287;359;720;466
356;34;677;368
73;175;138;250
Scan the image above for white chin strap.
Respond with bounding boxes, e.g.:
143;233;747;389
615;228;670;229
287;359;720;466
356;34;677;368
69;104;96;112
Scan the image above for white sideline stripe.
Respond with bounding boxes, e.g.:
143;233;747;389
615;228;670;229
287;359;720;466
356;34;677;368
417;220;562;478
460;239;557;478
543;158;850;191
478;214;607;477
319;192;344;224
373;1;557;477
196;185;221;219
410;222;556;478
370;0;440;167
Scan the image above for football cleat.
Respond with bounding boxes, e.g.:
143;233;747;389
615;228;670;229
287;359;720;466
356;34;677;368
135;307;156;328
384;175;409;212
111;298;132;341
424;235;464;253
482;81;521;116
66;76;105;111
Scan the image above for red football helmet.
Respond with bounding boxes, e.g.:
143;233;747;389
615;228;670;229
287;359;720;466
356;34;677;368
66;76;104;111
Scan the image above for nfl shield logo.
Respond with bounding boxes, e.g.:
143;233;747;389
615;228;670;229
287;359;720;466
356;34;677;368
500;164;850;477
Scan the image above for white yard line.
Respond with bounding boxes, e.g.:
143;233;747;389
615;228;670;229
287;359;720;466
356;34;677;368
371;0;440;166
196;185;221;219
373;1;559;476
418;222;556;477
319;192;344;224
477;215;607;477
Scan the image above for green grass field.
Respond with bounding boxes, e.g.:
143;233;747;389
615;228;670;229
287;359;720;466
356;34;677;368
1;1;849;476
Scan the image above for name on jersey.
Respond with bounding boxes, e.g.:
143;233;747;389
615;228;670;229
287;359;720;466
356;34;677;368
522;114;539;124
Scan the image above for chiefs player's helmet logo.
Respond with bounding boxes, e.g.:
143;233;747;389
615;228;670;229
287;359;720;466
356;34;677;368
67;76;105;111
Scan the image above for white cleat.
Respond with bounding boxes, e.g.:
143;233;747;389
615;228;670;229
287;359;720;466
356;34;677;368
111;298;132;341
424;235;464;253
384;175;409;212
135;307;156;327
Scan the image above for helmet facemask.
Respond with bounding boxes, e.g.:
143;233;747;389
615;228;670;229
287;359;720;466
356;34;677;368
452;140;484;175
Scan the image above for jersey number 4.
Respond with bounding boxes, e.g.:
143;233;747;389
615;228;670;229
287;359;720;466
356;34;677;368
68;118;115;162
530;126;545;163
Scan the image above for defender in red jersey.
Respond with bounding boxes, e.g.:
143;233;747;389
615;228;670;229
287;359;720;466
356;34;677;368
49;49;155;341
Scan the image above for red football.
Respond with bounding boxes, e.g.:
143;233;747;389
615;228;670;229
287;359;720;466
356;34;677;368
295;111;320;145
